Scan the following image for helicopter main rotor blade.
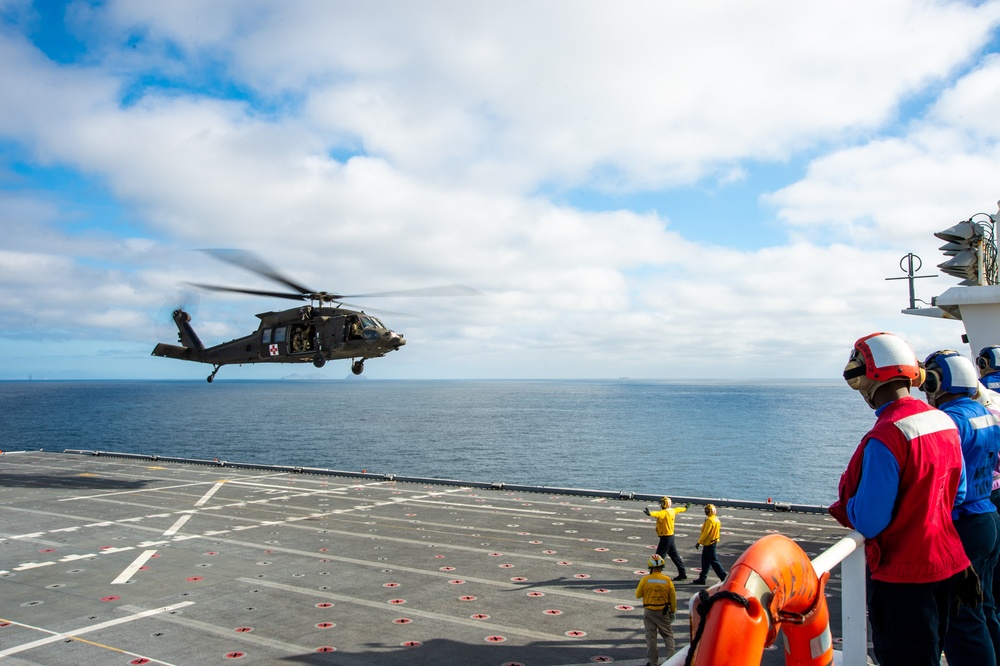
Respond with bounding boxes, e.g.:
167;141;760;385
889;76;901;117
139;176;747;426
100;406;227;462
200;249;315;295
337;284;482;299
188;282;308;301
337;302;415;316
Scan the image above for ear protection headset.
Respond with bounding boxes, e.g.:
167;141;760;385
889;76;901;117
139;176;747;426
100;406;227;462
922;365;942;395
843;352;868;389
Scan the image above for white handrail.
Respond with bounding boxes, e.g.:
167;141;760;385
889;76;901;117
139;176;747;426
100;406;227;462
662;530;868;666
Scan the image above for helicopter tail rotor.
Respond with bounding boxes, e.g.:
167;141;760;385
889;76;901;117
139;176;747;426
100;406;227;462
155;290;200;343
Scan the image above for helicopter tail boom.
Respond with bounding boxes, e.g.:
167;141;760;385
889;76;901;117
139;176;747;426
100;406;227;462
151;309;206;362
172;309;205;352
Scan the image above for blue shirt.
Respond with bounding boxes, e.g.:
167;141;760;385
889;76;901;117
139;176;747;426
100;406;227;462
847;403;968;538
983;370;1000;391
937;395;1000;517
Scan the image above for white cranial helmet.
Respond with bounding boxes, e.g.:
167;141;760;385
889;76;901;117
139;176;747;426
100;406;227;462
843;333;922;408
922;350;979;402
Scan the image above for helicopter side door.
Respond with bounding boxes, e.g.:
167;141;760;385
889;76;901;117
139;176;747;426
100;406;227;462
288;322;317;355
260;326;288;359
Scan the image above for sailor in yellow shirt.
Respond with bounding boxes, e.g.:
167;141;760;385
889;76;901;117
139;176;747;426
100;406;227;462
643;496;688;580
635;553;677;664
693;503;728;586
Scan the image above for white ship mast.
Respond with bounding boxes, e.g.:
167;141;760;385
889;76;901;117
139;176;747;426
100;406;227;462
900;200;1000;355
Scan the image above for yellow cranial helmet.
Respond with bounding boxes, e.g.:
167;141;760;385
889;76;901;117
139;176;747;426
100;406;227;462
704;504;716;516
647;554;666;569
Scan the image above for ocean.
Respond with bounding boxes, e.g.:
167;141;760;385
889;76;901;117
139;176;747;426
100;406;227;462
0;379;876;506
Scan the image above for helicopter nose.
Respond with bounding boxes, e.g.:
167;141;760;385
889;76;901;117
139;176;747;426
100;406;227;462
391;332;405;349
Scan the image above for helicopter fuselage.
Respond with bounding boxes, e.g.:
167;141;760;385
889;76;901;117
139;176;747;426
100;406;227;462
152;305;405;381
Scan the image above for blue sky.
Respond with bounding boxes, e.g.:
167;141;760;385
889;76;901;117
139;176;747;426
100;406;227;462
2;1;1000;380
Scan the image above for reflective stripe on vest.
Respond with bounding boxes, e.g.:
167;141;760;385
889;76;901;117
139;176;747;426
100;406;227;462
644;578;669;608
894;409;957;440
971;412;1000;430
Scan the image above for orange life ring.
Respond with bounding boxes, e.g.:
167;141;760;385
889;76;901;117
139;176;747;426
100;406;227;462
686;533;833;666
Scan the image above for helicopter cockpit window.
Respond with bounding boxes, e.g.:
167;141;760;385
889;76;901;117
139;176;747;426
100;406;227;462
361;316;379;329
348;316;364;340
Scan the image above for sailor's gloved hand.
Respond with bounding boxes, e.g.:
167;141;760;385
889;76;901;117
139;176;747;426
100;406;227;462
643;507;650;516
684;503;691;510
954;565;983;611
695;543;701;550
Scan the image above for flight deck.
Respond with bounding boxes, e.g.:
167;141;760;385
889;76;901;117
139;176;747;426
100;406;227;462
0;451;853;665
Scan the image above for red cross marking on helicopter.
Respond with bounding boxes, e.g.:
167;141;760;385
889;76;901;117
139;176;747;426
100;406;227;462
269;344;278;356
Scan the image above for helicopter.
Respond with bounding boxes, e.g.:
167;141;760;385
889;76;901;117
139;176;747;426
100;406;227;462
152;249;477;382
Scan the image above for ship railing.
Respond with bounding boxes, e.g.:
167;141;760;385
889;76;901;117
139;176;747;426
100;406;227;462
663;530;868;666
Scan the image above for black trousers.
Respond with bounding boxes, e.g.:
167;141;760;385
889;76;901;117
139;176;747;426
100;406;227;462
655;535;685;578
869;576;954;666
697;543;727;581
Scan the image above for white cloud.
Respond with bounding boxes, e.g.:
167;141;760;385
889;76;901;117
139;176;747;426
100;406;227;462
62;0;1000;192
0;1;998;379
764;55;1000;248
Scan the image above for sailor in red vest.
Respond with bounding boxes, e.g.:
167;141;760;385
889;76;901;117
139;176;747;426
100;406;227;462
829;332;978;666
922;350;1000;665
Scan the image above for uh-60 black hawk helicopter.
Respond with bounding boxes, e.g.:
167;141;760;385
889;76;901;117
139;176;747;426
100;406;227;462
152;249;477;382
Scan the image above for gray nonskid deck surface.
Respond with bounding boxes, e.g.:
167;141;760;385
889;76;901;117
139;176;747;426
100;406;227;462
0;452;850;665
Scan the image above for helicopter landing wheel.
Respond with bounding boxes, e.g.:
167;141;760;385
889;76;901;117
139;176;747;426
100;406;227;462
207;365;221;383
351;360;365;375
313;355;326;368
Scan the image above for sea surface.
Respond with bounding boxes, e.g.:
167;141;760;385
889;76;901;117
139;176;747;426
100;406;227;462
0;379;877;506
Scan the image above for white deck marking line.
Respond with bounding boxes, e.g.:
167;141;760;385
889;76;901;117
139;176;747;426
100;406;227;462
111;549;157;585
224;478;351;493
58;480;227;501
3;485;489;567
161;514;191;537
241;578;575;642
119;603;326;656
13;561;55;571
408;498;557;515
193;481;226;507
0;601;194;660
225;536;635;605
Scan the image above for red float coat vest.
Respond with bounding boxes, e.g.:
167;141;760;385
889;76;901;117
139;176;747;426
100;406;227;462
830;396;969;583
